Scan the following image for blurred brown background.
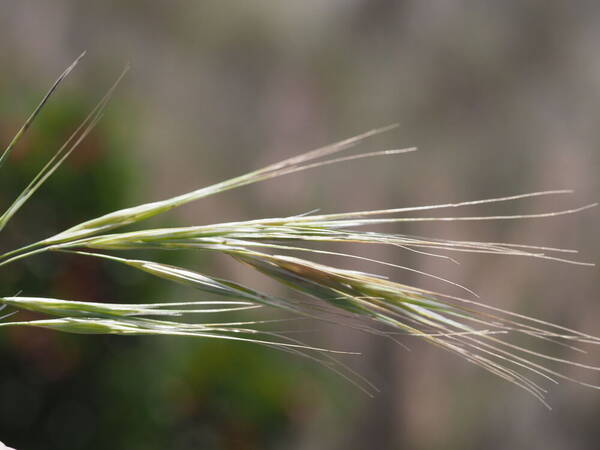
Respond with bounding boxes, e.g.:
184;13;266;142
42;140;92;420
0;1;599;449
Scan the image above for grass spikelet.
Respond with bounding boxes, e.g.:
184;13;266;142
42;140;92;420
0;296;260;318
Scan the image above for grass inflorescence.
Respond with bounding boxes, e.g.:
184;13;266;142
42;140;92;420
0;55;597;407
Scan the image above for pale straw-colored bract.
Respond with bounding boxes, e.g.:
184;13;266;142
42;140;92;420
0;55;597;407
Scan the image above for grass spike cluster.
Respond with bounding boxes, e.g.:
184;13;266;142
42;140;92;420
0;56;597;406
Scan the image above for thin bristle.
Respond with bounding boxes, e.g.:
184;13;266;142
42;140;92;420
0;52;86;169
